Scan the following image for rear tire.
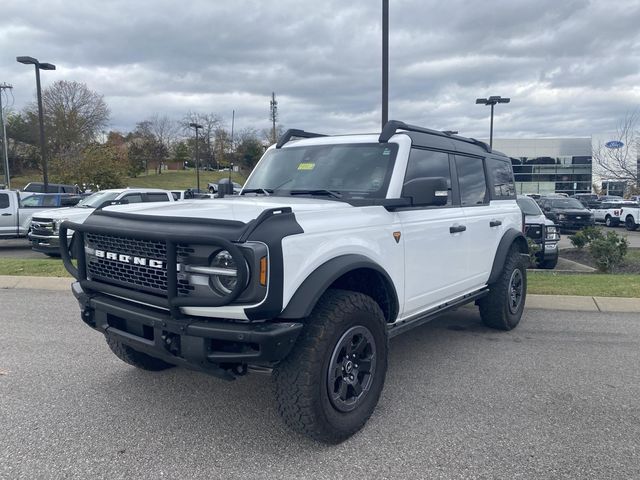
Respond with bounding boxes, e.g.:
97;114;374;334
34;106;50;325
274;289;388;444
625;216;639;231
106;336;175;371
479;247;527;330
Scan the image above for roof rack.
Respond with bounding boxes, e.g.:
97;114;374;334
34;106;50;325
276;129;327;149
378;120;492;153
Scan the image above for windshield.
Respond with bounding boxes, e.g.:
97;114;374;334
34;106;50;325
550;198;584;209
517;197;542;215
243;143;398;199
77;191;119;208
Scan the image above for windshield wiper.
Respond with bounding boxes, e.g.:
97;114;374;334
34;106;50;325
241;188;273;196
288;189;343;199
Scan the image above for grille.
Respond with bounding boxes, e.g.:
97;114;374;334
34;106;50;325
85;233;193;296
31;217;55;236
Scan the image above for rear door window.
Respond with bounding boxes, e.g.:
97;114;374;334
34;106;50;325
0;193;9;209
454;155;488;206
145;193;170;202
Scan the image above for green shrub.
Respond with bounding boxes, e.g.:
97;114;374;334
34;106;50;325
569;231;587;249
569;226;604;249
589;231;629;273
526;238;541;267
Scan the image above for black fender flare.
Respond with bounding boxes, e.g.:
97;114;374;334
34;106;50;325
488;229;529;284
279;254;399;321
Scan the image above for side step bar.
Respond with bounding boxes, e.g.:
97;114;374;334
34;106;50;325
388;288;489;338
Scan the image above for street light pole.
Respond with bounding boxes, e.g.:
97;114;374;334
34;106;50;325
189;122;203;191
475;95;510;148
17;56;56;191
382;0;389;128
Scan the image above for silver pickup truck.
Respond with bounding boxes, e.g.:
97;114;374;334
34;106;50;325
0;189;80;239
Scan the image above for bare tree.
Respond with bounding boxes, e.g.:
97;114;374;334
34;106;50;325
182;111;224;168
148;114;179;151
593;111;640;187
35;80;110;156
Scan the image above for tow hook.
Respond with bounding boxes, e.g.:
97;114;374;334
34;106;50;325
161;332;181;355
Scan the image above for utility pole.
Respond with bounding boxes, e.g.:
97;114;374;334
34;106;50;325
0;83;12;189
270;92;278;144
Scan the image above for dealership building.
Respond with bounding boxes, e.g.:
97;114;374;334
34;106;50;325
489;135;638;197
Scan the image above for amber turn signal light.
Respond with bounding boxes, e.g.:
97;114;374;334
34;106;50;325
259;256;268;286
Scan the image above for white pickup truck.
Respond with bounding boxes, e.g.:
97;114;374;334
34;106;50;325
0;189;79;239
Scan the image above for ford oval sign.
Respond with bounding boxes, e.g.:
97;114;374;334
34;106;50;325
605;140;624;149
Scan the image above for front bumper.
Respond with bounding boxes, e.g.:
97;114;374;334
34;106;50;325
73;282;303;379
30;234;61;254
556;219;595;230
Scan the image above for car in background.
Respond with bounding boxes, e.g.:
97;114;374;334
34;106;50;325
0;190;79;239
517;195;560;269
572;193;599;208
592;201;639;227
30;188;174;256
207;180;242;194
538;196;594;231
628;195;640;203
598;195;623;202
22;182;80;194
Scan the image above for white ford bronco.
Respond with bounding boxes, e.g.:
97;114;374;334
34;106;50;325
60;121;528;443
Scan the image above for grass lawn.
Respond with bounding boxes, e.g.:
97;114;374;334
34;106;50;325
0;258;71;277
528;272;640;297
9;169;247;191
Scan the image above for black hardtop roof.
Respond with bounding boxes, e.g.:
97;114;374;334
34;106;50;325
276;120;509;160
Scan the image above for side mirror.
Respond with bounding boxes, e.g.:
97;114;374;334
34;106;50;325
402;177;449;207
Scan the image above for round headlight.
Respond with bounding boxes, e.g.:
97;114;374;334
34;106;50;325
210;250;246;295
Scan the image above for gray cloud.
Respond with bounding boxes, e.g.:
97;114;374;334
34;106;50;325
1;0;639;139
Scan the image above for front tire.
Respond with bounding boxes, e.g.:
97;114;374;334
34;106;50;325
479;247;527;330
605;215;614;227
106;335;175;371
274;289;388;444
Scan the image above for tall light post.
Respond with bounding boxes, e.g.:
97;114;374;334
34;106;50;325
475;95;510;148
189;122;203;191
17;56;56;191
382;0;389;128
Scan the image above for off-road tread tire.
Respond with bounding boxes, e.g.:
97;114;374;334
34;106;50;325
106;335;175;371
274;289;387;444
479;247;527;331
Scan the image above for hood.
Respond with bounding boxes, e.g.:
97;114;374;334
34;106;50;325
102;196;351;223
32;206;95;221
524;213;547;224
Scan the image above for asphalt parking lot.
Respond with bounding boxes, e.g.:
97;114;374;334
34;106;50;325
0;238;43;259
1;290;639;479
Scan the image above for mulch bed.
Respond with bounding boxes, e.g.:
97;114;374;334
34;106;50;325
561;248;640;274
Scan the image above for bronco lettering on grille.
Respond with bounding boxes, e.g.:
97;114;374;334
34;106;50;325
93;249;164;269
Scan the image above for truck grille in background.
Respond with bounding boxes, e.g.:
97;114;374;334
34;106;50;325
524;225;543;240
31;217;55;236
85;233;194;296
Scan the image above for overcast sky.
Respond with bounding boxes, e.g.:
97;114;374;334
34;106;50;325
1;0;639;140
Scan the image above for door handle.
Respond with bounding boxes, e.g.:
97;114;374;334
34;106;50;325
489;219;502;227
449;224;466;234
1;213;12;216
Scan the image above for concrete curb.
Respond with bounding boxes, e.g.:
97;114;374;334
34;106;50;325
1;275;639;313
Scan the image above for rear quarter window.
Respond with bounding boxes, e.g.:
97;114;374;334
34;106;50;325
0;193;9;208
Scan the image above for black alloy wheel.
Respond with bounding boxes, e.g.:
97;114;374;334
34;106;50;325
327;326;377;413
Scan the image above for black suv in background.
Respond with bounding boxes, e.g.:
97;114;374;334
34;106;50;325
538;196;594;231
571;193;599;209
